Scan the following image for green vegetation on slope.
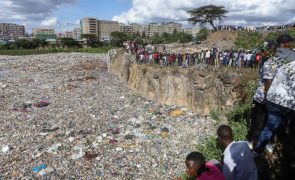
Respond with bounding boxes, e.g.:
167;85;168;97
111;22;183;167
235;27;295;49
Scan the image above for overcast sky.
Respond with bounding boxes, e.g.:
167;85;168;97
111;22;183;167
0;0;294;33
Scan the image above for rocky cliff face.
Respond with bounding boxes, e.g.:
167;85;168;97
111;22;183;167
109;50;240;116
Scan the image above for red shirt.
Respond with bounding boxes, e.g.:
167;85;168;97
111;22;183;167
198;162;225;180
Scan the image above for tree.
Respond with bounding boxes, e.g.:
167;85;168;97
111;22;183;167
60;38;80;48
81;34;98;47
135;31;140;38
187;5;228;30
32;39;48;48
141;31;146;38
110;31;127;47
173;28;178;35
196;28;209;41
150;33;164;44
14;39;48;49
177;32;193;43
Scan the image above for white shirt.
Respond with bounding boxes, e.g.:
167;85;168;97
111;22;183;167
247;54;252;61
140;54;144;60
223;141;258;180
206;51;211;58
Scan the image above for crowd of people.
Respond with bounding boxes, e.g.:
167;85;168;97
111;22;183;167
125;43;263;69
126;33;295;179
216;22;295;32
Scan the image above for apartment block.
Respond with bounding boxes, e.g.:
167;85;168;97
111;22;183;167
73;28;81;40
120;23;147;36
162;22;182;34
56;33;65;38
147;23;166;37
65;31;74;38
33;29;56;40
80;17;98;37
120;22;182;37
80;18;120;41
97;20;120;41
0;23;25;40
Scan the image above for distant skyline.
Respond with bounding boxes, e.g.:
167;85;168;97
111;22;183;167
0;0;295;33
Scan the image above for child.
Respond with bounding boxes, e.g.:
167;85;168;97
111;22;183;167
185;151;225;180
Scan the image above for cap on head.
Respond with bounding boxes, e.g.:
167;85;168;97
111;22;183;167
277;34;293;45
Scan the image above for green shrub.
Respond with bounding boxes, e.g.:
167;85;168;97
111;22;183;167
210;109;221;125
196;28;209;41
230;120;248;141
198;136;223;161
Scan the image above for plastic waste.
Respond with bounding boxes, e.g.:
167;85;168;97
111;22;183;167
1;145;10;154
32;164;47;173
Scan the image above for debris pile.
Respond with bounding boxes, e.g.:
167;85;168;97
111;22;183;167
0;53;215;179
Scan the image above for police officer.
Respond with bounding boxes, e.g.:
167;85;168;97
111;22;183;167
254;34;295;156
248;40;277;148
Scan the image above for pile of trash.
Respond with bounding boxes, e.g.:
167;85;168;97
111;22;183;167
0;53;216;179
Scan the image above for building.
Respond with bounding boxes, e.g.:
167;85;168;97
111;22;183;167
80;17;98;37
145;22;182;37
147;23;165;37
0;23;25;40
56;33;65;38
65;31;74;38
73;28;81;40
120;23;147;36
80;17;120;42
162;22;182;34
33;28;56;40
97;20;120;41
120;24;133;35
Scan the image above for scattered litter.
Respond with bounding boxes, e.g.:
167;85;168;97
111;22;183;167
170;109;184;116
41;125;59;133
71;147;85;160
97;170;104;177
115;147;123;152
84;152;99;160
32;164;47;173
38;167;54;176
1;145;10;154
68;137;75;142
33;101;50;108
161;127;169;132
109;139;118;144
47;143;62;153
111;128;120;134
96;136;103;143
0;53;216;179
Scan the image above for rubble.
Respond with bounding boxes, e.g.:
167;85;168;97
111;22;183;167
0;53;216;179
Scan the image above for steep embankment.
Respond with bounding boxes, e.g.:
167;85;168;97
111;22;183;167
202;31;238;50
109;50;245;116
